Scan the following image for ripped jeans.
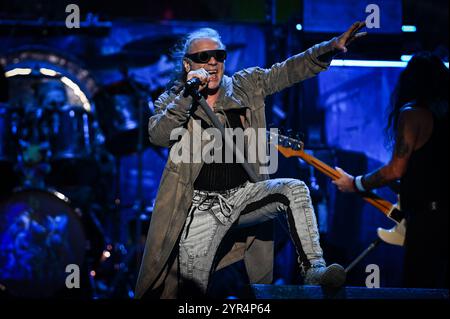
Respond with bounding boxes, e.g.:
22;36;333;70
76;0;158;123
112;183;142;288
178;178;325;294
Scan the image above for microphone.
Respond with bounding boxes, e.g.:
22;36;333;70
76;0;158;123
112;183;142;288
183;77;202;97
185;77;202;89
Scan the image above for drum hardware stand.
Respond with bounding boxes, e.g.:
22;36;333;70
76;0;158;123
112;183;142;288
345;238;382;273
128;75;150;275
113;157;123;242
105;73;153;297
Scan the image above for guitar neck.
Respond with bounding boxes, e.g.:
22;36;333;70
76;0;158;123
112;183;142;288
297;151;395;217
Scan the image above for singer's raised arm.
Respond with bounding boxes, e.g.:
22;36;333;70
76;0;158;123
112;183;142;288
232;39;336;98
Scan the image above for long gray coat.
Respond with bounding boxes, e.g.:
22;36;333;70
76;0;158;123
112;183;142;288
135;39;335;298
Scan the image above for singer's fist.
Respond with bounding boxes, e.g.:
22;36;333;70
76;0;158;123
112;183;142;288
187;68;210;91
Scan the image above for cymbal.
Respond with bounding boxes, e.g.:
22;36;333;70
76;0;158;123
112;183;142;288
87;51;161;69
122;35;179;54
86;35;179;70
88;36;247;70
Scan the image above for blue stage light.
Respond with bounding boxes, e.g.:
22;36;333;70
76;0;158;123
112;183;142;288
401;25;417;32
331;59;407;67
331;59;449;68
400;55;413;62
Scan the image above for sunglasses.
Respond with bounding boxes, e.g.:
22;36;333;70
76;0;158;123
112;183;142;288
184;49;227;63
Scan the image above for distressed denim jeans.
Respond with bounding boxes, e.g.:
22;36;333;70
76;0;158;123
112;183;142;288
178;178;325;294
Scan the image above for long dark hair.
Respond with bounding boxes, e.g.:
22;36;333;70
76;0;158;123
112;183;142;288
386;52;449;145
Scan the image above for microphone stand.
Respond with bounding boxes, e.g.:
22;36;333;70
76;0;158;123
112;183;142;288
345;238;382;273
184;83;261;183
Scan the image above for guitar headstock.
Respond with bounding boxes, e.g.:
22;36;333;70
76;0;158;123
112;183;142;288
267;130;304;158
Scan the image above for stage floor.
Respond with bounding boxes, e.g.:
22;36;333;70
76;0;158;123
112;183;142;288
250;285;449;299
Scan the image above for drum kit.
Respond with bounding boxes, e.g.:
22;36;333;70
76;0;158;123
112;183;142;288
0;61;158;298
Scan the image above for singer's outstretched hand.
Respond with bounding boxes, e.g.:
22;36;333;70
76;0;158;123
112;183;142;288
332;21;367;53
186;68;210;91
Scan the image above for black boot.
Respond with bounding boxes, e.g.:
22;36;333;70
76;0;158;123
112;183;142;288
304;264;346;288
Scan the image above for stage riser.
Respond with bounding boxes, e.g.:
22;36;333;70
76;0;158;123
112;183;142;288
250;285;449;299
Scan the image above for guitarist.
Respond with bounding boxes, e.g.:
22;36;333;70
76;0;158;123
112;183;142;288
333;52;449;289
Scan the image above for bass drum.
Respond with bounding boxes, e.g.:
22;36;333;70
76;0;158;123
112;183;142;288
0;188;87;297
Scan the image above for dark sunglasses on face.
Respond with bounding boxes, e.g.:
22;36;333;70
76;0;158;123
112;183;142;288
184;49;227;63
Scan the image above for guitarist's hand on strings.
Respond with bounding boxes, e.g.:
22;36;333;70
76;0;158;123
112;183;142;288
332;167;357;192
